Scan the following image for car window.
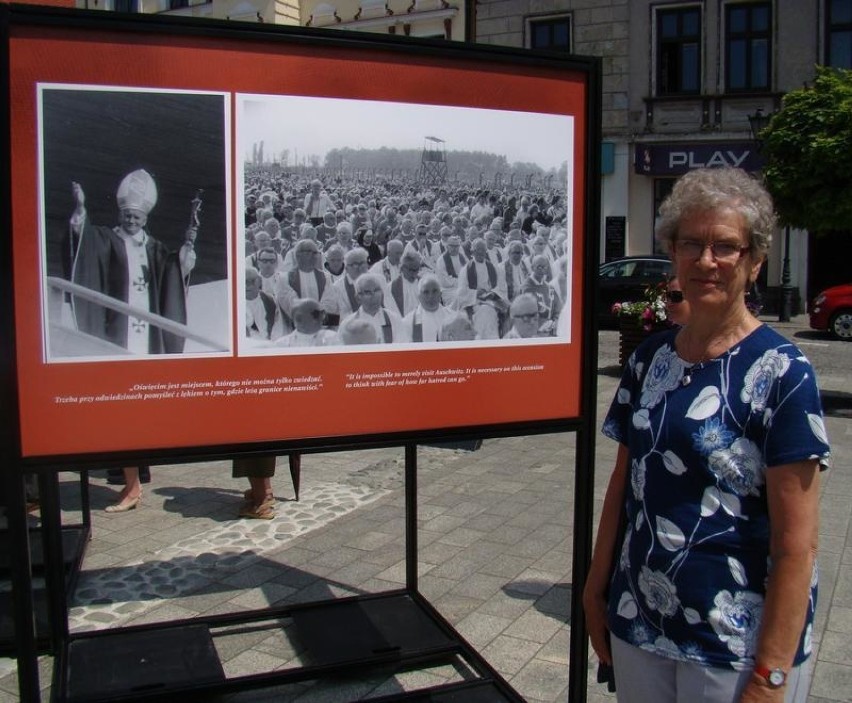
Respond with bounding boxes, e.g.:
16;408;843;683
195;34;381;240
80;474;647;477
600;261;636;278
642;261;672;279
600;259;673;280
600;263;617;278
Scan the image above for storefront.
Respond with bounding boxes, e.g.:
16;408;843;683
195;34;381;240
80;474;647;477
626;140;808;315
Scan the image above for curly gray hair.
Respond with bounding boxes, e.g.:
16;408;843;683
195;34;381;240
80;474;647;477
655;168;775;257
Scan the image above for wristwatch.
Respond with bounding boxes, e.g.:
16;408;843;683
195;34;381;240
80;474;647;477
753;664;787;688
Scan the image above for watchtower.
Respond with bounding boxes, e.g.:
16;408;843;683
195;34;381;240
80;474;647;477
419;135;447;185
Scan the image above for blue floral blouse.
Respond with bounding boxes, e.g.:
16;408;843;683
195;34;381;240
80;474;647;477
602;324;831;670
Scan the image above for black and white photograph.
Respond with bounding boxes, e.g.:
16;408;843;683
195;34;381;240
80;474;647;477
236;93;575;355
39;86;232;362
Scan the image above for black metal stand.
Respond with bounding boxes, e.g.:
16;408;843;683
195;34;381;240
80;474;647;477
56;589;525;703
3;469;41;703
0;472;90;657
38;445;527;703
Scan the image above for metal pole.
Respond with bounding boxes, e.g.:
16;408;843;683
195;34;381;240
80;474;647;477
569;426;595;703
5;469;41;703
404;444;418;592
39;470;70;653
778;226;793;322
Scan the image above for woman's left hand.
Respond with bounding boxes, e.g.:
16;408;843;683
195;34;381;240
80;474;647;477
738;678;786;703
582;583;612;665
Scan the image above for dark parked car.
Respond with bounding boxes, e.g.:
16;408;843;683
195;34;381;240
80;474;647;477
809;283;852;340
598;255;672;327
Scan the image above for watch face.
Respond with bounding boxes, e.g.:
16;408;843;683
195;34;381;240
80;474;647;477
768;669;786;687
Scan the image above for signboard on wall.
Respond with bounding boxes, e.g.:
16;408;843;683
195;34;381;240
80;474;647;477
634;142;764;176
3;9;598;460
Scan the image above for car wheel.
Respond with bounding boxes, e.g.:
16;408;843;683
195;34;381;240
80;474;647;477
829;310;852;341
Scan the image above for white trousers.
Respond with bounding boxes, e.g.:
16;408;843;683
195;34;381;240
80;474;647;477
611;636;811;703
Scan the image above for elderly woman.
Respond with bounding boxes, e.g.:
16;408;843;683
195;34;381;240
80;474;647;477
583;168;830;703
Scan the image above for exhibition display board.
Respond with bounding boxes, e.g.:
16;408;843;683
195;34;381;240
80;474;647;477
1;5;601;702
7;5;591;461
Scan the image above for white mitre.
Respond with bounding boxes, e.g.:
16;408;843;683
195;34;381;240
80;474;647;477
116;169;158;214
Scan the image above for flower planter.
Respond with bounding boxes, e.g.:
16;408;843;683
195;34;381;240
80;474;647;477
612;280;672;366
618;318;668;367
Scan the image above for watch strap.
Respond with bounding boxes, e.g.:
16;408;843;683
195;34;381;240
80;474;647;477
753;664;787;688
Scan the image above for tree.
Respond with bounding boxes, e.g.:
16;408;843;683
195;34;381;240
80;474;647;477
759;66;852;233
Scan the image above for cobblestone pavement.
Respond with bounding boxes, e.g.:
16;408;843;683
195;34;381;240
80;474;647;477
1;318;851;703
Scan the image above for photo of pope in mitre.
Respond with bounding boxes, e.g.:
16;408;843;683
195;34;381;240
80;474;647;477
66;169;198;355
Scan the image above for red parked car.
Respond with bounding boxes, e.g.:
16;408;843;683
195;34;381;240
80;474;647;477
809;283;852;340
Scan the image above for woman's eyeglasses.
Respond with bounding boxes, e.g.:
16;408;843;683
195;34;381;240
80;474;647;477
666;290;684;304
674;239;750;262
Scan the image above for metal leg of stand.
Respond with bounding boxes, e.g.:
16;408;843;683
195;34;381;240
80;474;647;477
39;471;69;654
405;444;417;592
6;469;41;703
568;425;595;703
79;470;91;531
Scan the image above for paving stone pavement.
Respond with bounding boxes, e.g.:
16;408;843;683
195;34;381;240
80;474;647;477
1;318;851;703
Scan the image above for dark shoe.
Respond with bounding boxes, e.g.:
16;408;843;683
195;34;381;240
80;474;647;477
107;466;151;485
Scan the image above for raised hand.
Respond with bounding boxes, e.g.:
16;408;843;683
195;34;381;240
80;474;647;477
71;181;86;215
179;240;197;277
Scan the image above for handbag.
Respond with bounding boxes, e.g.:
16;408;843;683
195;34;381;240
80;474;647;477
596;656;616;693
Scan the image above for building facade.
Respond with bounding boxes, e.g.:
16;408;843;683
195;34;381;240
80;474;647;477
476;0;852;311
80;0;467;39
76;0;851;308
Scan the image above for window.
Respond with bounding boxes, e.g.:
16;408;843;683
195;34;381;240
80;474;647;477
600;260;637;279
112;0;138;11
827;0;852;68
642;260;672;279
726;2;772;92
657;6;702;95
529;16;571;53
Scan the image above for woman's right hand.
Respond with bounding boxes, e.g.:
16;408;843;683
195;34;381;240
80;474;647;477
583;581;612;665
583;444;631;668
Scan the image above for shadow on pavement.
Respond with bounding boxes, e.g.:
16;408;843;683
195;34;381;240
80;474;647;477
598;365;622;378
821;390;852;419
71;552;360;607
792;329;833;342
155;485;295;521
502;580;572;624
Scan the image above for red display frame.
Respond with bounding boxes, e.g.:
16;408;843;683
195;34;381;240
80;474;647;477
4;9;599;461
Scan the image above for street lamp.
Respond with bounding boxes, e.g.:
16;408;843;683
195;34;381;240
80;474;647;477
748;108;793;322
747;107;772;144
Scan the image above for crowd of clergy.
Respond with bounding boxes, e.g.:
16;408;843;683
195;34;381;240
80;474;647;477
243;173;571;348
